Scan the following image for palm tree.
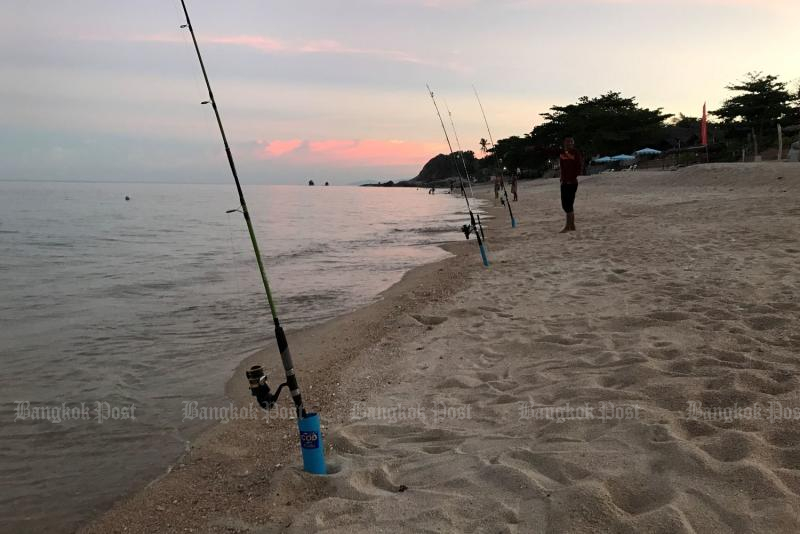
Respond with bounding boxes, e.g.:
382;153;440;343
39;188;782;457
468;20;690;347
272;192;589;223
479;138;488;155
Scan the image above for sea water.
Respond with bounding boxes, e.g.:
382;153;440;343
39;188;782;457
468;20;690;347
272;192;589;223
0;181;477;532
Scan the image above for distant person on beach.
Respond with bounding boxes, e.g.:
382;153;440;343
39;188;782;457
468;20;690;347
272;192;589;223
493;174;503;200
449;180;454;194
559;137;583;232
511;173;518;201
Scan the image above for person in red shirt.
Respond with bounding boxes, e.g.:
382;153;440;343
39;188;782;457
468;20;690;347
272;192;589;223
559;137;582;233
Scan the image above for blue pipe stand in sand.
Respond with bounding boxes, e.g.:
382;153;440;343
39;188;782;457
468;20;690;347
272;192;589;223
298;413;326;474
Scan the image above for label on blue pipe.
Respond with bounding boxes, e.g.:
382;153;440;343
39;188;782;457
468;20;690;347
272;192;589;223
300;430;320;449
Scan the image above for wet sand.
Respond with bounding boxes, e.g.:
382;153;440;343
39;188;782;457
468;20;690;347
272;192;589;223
83;163;800;533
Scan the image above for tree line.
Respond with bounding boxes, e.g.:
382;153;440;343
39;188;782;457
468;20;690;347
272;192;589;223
471;72;800;179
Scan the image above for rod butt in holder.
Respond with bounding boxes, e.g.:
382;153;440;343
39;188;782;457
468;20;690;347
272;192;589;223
478;243;490;267
298;412;326;474
511;217;517;229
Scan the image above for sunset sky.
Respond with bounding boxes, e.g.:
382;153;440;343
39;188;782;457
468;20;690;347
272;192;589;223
2;0;797;184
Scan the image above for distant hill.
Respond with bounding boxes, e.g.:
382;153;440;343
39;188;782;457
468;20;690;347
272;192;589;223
361;151;479;187
408;154;458;185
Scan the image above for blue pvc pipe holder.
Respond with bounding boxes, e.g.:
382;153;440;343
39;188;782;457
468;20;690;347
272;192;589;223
479;243;490;267
298;412;326;474
511;217;517;228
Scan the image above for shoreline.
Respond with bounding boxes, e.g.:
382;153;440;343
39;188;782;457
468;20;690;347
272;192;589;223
80;200;496;533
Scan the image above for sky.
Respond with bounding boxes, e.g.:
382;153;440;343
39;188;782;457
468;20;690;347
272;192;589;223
1;0;798;184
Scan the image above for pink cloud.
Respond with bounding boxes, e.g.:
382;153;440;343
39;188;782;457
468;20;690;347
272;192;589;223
254;139;443;167
258;139;303;157
130;33;435;67
207;35;286;53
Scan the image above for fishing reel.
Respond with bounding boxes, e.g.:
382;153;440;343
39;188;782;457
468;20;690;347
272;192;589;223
461;223;473;240
246;365;287;410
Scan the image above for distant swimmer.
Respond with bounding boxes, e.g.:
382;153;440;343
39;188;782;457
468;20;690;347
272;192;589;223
325;182;330;186
558;137;583;233
125;196;130;201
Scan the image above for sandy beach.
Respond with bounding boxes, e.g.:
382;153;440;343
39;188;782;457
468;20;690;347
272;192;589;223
82;162;800;533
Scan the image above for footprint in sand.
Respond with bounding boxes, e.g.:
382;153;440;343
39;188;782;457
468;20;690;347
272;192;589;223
699;431;754;462
744;314;789;331
450;307;481;318
648;311;691;322
410;314;448;326
503;449;591;486
604;472;676;515
536;334;582;345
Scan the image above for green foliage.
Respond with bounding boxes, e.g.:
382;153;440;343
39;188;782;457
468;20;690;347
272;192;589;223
671;114;700;128
482;92;671;172
445;72;800;177
490;136;533;170
711;72;799;147
532;92;672;157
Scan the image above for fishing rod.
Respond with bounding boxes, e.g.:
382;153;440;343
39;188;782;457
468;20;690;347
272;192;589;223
178;0;325;475
427;84;489;267
443;99;485;241
473;85;517;228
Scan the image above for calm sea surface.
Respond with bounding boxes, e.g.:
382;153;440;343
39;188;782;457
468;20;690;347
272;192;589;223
0;181;478;533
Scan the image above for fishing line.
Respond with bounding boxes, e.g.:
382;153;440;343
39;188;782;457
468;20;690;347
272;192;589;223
442;99;475;198
443;98;485;241
473;85;517;228
427;84;489;267
172;0;223;166
224;211;244;303
178;0;325;474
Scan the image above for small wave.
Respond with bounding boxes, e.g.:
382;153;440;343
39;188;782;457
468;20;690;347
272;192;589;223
393;225;460;235
36;241;75;248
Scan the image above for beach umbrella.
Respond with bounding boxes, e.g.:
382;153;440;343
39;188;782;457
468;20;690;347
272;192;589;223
610;154;636;162
634;148;662;156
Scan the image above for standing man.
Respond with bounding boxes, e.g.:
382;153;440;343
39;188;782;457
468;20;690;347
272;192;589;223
559;137;582;233
511;172;519;201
